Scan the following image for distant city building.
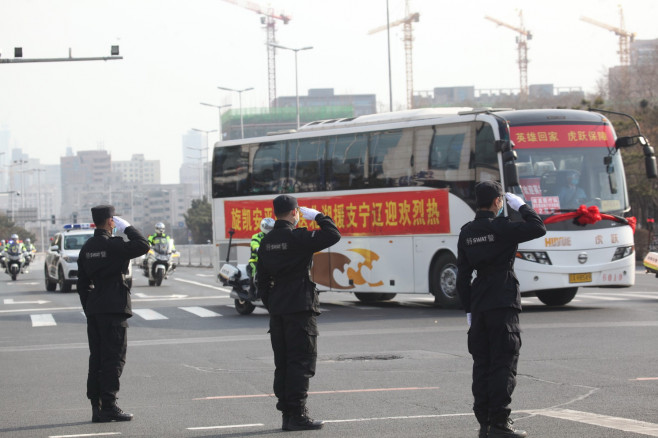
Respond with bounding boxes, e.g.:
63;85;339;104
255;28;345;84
219;88;375;140
609;38;658;102
180;130;204;197
60;150;115;224
274;88;377;117
413;84;584;108
112;153;160;185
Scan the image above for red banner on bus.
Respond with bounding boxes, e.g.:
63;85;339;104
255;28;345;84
223;190;450;239
510;124;615;148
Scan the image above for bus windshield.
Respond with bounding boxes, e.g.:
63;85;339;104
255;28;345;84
516;146;627;214
509;121;627;215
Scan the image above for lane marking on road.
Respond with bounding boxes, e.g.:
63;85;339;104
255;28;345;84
4;298;50;304
0;306;81;314
132;308;168;320
530;409;658;436
179;306;222;318
631;377;658;381
195;273;216;278
50;433;121;438
132;295;231;303
173;277;230;292
134;293;188;299
194;386;440;401
324;412;473;424
30;314;56;327
187;423;264;431
579;293;626;301
621;293;658;300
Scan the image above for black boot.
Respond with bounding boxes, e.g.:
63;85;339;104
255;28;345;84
488;418;527;437
281;411;291;431
287;407;323;431
91;401;101;423
97;404;133;422
479;423;489;438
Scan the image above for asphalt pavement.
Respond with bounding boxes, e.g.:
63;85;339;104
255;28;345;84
0;257;657;437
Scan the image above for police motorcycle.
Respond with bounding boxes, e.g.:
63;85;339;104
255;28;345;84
4;241;26;281
143;238;178;286
22;239;36;273
218;229;259;315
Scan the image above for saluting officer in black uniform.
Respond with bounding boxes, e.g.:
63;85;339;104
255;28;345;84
77;205;150;423
256;195;341;431
457;182;546;438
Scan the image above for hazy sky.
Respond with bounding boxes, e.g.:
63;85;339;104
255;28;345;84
1;0;656;184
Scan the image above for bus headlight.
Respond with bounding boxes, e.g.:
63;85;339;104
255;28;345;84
611;246;634;261
516;251;552;265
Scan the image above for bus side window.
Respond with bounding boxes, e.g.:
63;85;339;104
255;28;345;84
211;145;249;198
252;142;285;194
430;132;465;170
290;138;326;193
329;134;367;190
368;130;406;187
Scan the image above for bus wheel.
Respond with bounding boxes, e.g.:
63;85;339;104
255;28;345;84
536;288;578;306
235;299;256;315
355;293;383;302
430;253;461;308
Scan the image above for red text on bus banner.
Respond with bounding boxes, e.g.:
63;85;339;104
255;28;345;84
223;190;450;239
510;124;615;148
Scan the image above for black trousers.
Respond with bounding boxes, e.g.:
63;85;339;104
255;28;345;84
269;311;318;413
86;314;128;405
467;307;521;425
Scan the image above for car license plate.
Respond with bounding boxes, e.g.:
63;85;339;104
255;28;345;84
569;273;592;283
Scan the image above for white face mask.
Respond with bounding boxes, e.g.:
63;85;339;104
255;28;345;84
292;218;299;227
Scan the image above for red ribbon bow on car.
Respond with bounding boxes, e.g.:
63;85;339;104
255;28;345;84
543;205;636;233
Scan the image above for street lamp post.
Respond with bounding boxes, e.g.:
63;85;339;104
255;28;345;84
217;86;254;139
200;102;232;142
189;128;217;199
29;168;46;251
268;43;313;129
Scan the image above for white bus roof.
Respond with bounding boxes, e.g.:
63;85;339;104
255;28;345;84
214;107;515;147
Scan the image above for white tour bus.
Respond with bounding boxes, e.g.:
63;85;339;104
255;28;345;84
211;108;656;308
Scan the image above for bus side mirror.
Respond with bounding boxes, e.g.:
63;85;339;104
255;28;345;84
505;162;519;187
615;136;642;148
644;144;657;178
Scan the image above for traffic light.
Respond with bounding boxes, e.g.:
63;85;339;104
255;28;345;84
72;212;78;224
51;214;56;225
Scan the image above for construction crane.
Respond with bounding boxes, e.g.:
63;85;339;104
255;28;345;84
221;0;291;107
485;10;532;98
581;6;636;66
369;0;420;110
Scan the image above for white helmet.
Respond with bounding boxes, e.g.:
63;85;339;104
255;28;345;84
11;234;18;241
260;217;275;234
155;222;165;234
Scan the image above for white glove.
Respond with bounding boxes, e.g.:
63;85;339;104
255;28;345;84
467;313;472;327
299;206;321;221
505;192;526;211
113;216;131;233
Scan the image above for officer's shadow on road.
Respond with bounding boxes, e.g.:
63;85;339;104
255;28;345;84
0;421;90;435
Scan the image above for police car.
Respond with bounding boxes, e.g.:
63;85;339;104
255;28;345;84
44;224;133;292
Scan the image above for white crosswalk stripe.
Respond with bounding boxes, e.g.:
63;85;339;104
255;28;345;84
132;308;168;320
179;307;222;317
30;314;56;327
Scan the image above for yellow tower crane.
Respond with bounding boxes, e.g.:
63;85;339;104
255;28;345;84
222;0;291;107
369;0;420;110
485;10;532;98
581;5;636;66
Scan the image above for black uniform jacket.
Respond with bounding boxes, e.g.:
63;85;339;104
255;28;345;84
457;205;546;314
77;227;150;317
256;214;341;315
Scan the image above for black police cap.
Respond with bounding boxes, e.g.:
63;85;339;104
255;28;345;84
91;205;116;225
475;181;503;207
273;195;298;215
